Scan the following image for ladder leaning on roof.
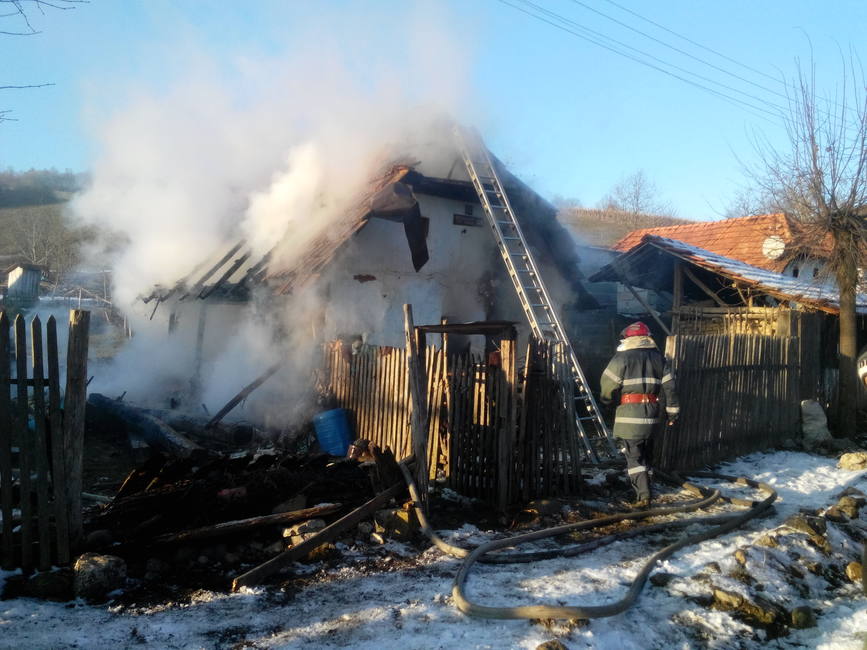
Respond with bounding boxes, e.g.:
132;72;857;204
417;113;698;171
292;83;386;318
453;125;616;463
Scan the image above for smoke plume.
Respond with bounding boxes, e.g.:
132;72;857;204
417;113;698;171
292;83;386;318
71;3;478;425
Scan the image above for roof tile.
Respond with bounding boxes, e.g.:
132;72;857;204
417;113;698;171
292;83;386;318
611;213;801;272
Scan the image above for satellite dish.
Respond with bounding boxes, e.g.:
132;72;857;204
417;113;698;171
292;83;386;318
762;235;785;260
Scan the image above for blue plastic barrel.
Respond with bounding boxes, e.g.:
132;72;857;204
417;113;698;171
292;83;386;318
312;408;353;456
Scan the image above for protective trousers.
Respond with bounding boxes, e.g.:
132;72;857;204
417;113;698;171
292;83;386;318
621;437;653;501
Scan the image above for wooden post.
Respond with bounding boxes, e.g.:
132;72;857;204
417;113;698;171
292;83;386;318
190;302;208;400
0;311;13;569
63;309;90;554
403;304;429;510
416;329;427;371
775;309;795;338
672;261;683;335
46;316;70;565
497;338;516;511
30;317;52;570
440;317;449;359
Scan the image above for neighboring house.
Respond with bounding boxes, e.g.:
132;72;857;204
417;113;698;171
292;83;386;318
590;233;867;404
607;213;842;317
594;234;867;320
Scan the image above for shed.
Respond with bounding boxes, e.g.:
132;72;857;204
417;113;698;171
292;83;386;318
590;233;867;404
3;263;42;304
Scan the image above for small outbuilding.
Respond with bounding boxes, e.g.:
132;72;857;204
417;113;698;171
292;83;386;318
3;262;43;304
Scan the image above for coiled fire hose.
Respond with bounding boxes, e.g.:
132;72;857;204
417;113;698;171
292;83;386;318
398;463;777;620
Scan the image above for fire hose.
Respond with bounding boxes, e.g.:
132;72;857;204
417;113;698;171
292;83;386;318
398;463;777;620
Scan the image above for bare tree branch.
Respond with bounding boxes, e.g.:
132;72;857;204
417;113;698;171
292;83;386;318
1;0;87;120
0;82;53;89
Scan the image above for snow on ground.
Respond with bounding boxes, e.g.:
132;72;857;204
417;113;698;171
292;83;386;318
1;450;866;650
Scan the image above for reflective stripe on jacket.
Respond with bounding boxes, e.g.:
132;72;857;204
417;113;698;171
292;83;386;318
600;338;679;440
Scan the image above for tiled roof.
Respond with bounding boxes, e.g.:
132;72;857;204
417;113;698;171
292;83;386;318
611;213;802;272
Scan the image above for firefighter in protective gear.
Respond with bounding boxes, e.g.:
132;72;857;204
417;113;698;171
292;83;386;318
600;321;678;506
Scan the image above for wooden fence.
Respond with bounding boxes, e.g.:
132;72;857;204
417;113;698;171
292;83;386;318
515;339;582;500
322;337;580;506
1;309;90;571
657;333;800;471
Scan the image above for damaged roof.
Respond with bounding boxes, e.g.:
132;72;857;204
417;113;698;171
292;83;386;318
143;163;412;305
590;234;867;315
143;138;597;310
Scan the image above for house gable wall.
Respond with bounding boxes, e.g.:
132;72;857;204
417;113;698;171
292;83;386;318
319;193;529;348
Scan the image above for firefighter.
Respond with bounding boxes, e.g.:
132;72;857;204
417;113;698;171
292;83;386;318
600;321;679;507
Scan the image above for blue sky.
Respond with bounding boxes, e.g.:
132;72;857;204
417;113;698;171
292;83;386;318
1;0;865;221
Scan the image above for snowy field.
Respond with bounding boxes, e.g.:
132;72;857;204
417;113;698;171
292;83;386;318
1;450;865;650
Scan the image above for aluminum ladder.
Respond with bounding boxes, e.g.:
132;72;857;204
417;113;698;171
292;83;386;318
454;126;616;462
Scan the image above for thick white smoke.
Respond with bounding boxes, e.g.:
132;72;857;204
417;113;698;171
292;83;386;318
71;3;479;426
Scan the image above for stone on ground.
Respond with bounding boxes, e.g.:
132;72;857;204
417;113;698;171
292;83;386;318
73;553;127;602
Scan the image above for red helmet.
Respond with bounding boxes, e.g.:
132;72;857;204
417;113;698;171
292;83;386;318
621;321;650;338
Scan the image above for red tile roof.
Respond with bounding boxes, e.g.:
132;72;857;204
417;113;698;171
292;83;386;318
611;213;803;272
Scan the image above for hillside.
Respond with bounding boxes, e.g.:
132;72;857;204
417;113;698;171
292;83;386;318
0;170;90;280
559;207;697;247
0;203;69;257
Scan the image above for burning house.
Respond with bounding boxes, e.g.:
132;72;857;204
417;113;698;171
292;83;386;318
137;130;603;429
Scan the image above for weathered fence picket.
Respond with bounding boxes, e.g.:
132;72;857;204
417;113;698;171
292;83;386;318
659;333;800;471
0;309;90;570
0;311;13;568
322;336;581;506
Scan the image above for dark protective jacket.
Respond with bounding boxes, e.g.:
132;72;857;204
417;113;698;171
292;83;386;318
600;336;679;440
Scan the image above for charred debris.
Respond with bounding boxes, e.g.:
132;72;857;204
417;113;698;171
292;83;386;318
75;385;623;599
76;390;480;597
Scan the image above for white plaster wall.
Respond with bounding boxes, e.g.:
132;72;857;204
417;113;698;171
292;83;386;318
783;257;829;281
320;194;530;348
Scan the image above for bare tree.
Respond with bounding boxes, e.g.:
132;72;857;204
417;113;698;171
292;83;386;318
599;170;676;226
4;203;91;286
748;58;867;437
